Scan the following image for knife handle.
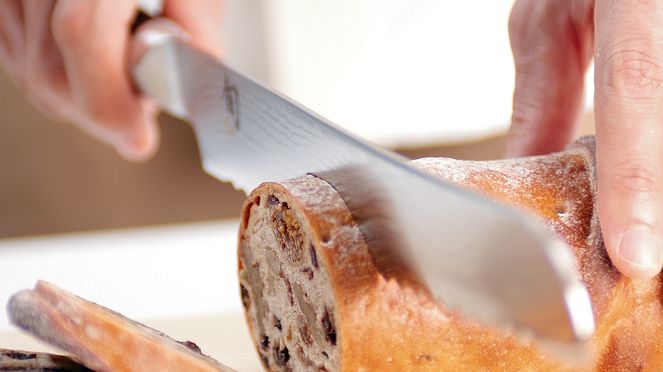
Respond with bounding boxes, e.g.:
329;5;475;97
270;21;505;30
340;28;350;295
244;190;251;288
129;0;200;119
129;15;192;119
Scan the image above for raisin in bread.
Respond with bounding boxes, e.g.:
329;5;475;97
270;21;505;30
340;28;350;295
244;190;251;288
238;136;663;371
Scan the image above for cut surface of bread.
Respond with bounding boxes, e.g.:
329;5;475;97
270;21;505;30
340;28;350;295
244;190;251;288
7;281;234;372
238;136;663;371
239;178;344;371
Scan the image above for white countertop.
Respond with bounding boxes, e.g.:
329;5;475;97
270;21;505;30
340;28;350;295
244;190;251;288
0;220;244;332
0;220;265;370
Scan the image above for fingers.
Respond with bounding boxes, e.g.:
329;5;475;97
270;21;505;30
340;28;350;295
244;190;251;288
594;0;663;278
52;0;158;161
507;0;594;157
22;0;69;119
163;0;223;57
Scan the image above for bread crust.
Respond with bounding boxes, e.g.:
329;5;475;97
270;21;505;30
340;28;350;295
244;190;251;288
7;281;234;372
238;136;663;371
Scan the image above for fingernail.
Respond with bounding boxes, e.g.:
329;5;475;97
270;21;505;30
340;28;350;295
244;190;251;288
618;227;663;272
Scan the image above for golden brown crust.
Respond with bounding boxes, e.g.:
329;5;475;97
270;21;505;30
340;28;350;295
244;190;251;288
239;136;663;371
412;136;617;316
8;281;234;372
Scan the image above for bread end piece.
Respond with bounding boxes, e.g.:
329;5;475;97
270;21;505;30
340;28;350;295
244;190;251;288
8;281;235;372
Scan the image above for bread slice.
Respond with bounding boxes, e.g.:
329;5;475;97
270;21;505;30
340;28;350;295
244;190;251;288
0;348;92;371
238;136;663;371
7;281;234;372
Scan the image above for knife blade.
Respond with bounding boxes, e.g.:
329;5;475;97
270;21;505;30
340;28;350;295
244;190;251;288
131;21;595;352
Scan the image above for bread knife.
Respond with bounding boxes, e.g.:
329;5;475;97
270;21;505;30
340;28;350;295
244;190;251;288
130;20;595;356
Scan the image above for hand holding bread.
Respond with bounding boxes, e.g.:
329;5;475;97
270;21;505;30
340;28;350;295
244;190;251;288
509;0;663;279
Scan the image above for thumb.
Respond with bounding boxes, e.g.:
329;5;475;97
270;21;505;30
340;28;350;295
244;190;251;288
594;0;663;278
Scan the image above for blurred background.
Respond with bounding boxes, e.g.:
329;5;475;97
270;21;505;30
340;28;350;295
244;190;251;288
0;1;595;367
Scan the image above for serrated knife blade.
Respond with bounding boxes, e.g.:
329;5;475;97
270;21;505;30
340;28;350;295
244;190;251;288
131;21;595;354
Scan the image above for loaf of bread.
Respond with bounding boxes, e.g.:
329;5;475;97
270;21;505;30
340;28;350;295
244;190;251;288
7;281;234;372
237;136;663;371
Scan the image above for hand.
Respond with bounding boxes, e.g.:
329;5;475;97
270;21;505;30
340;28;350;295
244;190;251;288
0;0;223;161
508;0;663;278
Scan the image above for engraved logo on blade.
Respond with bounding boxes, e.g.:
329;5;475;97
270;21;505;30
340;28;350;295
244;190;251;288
222;75;239;135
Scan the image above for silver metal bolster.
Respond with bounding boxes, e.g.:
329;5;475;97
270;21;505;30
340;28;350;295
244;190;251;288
131;20;189;118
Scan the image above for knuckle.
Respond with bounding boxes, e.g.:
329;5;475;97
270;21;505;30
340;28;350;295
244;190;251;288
598;38;663;100
609;158;661;194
